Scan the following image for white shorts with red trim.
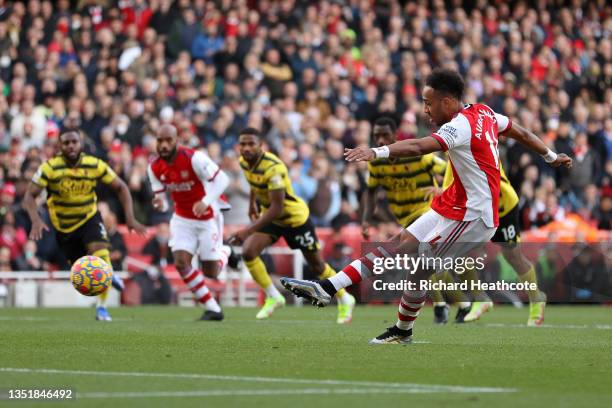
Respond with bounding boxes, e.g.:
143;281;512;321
406;209;496;259
169;214;224;261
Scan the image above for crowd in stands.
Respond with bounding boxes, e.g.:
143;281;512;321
0;0;610;272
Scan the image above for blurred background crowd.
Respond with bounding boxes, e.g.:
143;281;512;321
0;0;610;272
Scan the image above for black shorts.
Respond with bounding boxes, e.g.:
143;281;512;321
491;205;521;245
259;218;320;252
55;212;110;264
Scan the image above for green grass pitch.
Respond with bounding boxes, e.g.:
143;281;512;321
1;305;611;407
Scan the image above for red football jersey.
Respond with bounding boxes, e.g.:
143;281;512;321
148;146;220;220
430;104;509;228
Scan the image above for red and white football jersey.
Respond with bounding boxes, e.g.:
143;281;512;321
430;104;511;228
148;146;220;221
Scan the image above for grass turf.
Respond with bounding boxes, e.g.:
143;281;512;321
1;305;611;407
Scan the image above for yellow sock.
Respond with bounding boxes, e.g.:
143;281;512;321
518;265;540;302
428;272;445;305
318;263;348;300
462;267;490;302
93;248;112;307
245;257;273;289
441;270;469;305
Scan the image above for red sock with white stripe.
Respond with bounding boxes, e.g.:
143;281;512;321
179;266;221;313
396;290;426;330
327;245;394;292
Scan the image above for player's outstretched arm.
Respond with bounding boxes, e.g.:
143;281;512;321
504;122;573;168
229;189;284;245
344;136;443;162
110;178;147;236
22;182;49;241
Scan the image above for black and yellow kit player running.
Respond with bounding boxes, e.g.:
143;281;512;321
32;153;117;263
367;154;447;227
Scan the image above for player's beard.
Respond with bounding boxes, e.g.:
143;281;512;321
63;149;82;164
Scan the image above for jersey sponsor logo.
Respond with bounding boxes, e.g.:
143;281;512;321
59;178;93;195
166;181;195;192
380;176;421;190
438;125;457;140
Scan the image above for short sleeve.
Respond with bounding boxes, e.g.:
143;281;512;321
265;164;286;190
367;162;378;189
147;164;165;193
32;162;50;187
99;160;118;184
192;151;220;181
431;114;472;151
495;113;512;134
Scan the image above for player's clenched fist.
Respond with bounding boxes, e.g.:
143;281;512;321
228;228;249;245
152;196;166;211
192;201;209;217
551;153;573;168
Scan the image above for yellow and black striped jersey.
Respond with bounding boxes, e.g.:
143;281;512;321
240;152;309;228
367;154;447;226
32;153;117;233
442;159;519;218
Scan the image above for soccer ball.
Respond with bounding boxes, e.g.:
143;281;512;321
70;255;113;296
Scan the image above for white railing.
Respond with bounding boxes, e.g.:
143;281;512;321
0;247;304;308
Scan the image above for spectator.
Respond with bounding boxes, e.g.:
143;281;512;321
308;153;341;227
15;240;43;271
143;222;173;268
9;99;46;150
221;150;250;225
569;133;600;200
563;244;608;302
192;22;224;64
261;48;292;100
0;212;27;262
325;242;352;273
0;246;13;271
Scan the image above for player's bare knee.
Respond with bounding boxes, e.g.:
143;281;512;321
242;245;259;261
201;262;220;279
174;257;190;273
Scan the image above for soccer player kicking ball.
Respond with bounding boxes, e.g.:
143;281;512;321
282;68;572;344
228;128;355;323
24;130;147;321
148;124;231;321
361;117;472;323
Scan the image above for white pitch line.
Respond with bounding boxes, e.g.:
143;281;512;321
0;368;515;394
0;316;52;321
77;387;477;398
485;323;612;330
